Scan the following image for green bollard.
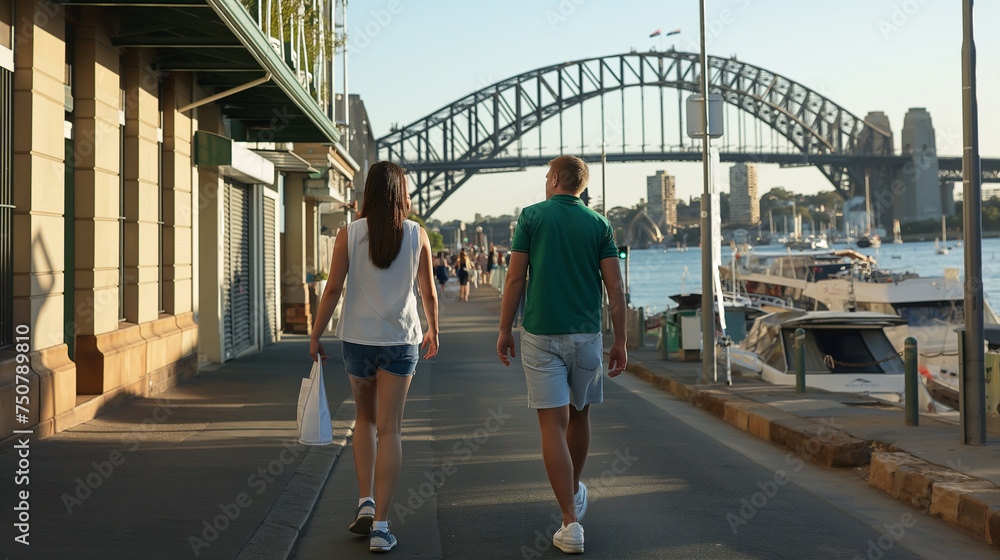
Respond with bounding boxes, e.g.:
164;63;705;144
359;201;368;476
637;307;645;348
794;328;806;394
660;321;668;360
905;337;919;426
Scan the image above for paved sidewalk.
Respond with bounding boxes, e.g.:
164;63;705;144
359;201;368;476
618;341;1000;550
0;334;355;560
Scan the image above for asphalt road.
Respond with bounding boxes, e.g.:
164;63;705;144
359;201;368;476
295;285;998;560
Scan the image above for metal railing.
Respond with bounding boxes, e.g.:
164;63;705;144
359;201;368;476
490;265;508;295
240;0;335;109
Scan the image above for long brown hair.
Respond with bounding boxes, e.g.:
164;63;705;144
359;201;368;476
359;161;409;269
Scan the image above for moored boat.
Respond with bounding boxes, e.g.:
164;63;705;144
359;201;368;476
730;311;907;400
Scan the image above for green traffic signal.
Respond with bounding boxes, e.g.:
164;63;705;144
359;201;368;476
617;246;629;260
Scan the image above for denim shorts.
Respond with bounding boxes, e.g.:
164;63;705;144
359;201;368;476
520;329;604;410
342;341;420;378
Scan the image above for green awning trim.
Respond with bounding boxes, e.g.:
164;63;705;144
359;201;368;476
206;0;339;144
54;0;339;144
195;130;232;166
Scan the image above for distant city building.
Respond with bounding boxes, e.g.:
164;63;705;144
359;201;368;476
646;170;678;233
728;163;759;224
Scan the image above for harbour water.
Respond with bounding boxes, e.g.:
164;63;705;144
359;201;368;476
626;238;1000;315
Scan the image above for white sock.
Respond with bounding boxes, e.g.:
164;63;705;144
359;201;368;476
359;497;374;508
373;520;389;532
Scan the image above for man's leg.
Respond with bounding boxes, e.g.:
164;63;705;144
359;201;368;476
537;405;577;527
566;405;591;494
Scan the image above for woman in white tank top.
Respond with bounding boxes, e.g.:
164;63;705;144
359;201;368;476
309;161;439;553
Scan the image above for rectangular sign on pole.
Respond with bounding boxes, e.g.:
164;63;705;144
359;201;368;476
686;93;724;139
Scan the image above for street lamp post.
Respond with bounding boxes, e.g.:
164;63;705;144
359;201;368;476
961;0;986;445
698;0;716;384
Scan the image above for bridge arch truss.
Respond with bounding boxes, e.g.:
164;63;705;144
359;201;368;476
377;51;891;217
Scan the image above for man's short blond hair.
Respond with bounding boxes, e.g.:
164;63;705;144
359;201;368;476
548;155;590;194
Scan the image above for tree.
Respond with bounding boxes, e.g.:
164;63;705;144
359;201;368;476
762;187;795;202
409;213;445;252
812;191;844;213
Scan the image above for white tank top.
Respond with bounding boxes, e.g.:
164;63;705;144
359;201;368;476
336;218;423;345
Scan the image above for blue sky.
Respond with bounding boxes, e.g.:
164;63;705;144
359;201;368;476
344;0;1000;221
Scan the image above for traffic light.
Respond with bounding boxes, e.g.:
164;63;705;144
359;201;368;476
617;245;629;260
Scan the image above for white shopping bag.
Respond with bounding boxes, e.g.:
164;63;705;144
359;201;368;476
297;360;333;445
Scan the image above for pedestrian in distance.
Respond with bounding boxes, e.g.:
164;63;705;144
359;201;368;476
433;251;450;292
496;155;628;554
310;160;440;553
456;249;472;301
486;245;495;284
476;249;488;287
470;249;481;289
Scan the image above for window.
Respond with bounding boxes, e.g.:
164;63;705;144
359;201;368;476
118;56;125;322
0;0;11;348
0;62;11;348
158;81;164;313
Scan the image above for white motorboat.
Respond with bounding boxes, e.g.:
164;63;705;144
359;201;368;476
730;311;907;400
720;249;999;387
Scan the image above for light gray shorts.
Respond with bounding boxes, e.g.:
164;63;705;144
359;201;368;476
520;329;604;411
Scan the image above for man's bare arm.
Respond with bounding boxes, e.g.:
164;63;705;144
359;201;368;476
600;256;628;376
497;251;529;366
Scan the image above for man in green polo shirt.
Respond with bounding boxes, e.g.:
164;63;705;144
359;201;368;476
497;155;628;554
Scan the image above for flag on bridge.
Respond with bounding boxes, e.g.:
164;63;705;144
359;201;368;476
666;28;681;36
649;29;661;37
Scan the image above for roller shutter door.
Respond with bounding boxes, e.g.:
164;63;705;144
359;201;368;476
223;180;252;359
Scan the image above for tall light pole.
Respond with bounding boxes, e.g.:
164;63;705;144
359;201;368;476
698;0;716;384
341;0;349;150
961;0;985;445
601;142;607;217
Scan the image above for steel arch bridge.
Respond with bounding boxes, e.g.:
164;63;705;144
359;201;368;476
377;51;894;217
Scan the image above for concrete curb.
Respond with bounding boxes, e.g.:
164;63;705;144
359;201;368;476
868;452;1000;547
619;357;1000;549
235;398;357;560
620;359;869;468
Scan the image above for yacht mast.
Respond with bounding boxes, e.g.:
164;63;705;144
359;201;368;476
864;169;873;237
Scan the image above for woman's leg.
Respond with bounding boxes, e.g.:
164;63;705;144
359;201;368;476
349;374;378;500
373;369;413;522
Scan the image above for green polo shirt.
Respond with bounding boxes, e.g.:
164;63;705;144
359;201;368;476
511;194;619;335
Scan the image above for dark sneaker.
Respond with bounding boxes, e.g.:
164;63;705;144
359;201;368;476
349;500;375;535
369;528;397;552
553;522;584;553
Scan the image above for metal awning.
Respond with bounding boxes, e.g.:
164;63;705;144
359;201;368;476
252;149;318;173
56;0;339;143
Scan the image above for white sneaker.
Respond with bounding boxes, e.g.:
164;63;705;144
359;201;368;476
553;522;584;554
574;482;588;522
